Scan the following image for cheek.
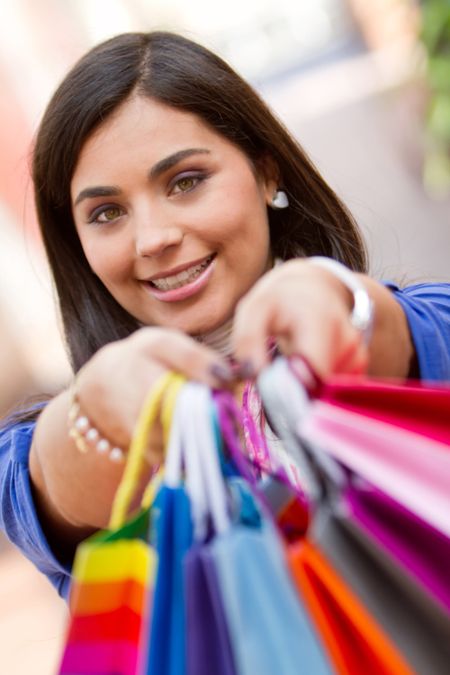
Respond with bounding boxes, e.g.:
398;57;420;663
198;181;269;246
78;234;129;284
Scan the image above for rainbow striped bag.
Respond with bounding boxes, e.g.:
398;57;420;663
58;374;183;675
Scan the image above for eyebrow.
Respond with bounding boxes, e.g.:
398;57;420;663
73;148;211;208
148;148;211;179
74;185;121;207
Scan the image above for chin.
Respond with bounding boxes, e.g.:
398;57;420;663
186;317;225;337
180;307;233;337
136;290;236;336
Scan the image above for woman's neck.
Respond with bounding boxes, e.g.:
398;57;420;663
193;259;283;359
194;316;234;359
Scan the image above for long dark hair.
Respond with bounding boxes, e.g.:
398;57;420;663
33;31;367;374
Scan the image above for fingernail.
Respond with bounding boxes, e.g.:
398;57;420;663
233;360;256;380
209;363;235;383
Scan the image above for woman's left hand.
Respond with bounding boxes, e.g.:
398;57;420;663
231;259;370;379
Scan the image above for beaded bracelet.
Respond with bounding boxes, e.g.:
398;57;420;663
68;384;125;463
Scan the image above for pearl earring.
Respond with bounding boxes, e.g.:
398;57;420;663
270;190;289;209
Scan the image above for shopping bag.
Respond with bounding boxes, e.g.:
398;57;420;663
184;544;237;675
276;361;450;536
136;382;219;675
301;399;450;536
256;357;450;675
288;538;414;675
342;479;450;613
144;485;192;675
142;381;334;675
317;375;450;444
294;365;450;609
213;389;333;675
210;517;333;675
58;373;182;675
183;389;238;675
60;510;154;675
313;504;450;675
140;382;236;675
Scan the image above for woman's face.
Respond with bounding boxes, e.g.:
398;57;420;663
71;96;275;335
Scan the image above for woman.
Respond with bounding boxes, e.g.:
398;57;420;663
1;31;449;600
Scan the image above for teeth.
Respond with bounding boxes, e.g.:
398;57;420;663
151;256;213;291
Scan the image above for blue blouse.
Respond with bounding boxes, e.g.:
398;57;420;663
387;283;450;382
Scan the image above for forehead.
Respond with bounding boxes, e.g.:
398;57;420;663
72;96;224;178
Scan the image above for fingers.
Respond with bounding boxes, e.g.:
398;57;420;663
131;327;234;388
231;295;275;374
75;327;235;459
232;262;370;380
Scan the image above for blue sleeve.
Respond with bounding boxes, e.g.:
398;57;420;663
0;420;72;600
385;282;450;382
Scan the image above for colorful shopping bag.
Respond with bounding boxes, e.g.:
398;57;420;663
183;393;238;675
301;398;450;536
317;375;450;444
256;357;450;675
210;516;333;675
213;389;333;675
58;373;182;675
143;485;192;675
142;381;335;675
342;479;450;614
313;504;450;675
288;538;414;675
60;511;154;675
134;381;240;675
138;382;196;675
184;543;237;675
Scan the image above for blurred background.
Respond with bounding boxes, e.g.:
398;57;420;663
0;0;449;672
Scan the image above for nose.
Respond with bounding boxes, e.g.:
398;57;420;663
135;213;184;258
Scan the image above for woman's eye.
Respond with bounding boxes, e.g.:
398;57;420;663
89;205;123;224
176;177;196;192
171;173;205;195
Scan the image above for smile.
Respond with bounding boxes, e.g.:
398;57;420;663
150;254;215;291
144;254;216;303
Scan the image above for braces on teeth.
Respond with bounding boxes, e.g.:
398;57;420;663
151;256;213;291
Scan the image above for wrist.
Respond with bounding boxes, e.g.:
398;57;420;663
308;256;374;342
68;375;125;463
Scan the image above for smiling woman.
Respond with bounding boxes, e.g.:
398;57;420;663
71;96;273;335
34;32;368;373
1;31;450;602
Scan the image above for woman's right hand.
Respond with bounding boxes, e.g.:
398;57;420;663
76;326;234;465
30;327;233;534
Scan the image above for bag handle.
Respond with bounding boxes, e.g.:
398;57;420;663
257;358;320;501
258;358;346;502
140;374;186;508
162;379;187;489
166;382;231;540
195;385;230;536
186;385;210;540
109;372;184;529
213;389;276;520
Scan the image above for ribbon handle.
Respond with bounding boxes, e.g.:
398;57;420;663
109;372;185;530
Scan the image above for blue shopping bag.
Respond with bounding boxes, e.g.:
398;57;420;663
143;484;192;675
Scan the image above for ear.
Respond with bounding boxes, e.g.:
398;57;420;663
256;155;280;205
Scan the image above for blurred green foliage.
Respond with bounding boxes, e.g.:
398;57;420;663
421;0;450;196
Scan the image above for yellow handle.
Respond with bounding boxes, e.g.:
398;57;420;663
141;375;186;509
108;372;184;529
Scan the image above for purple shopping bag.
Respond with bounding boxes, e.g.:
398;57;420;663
184;544;237;675
343;481;450;614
